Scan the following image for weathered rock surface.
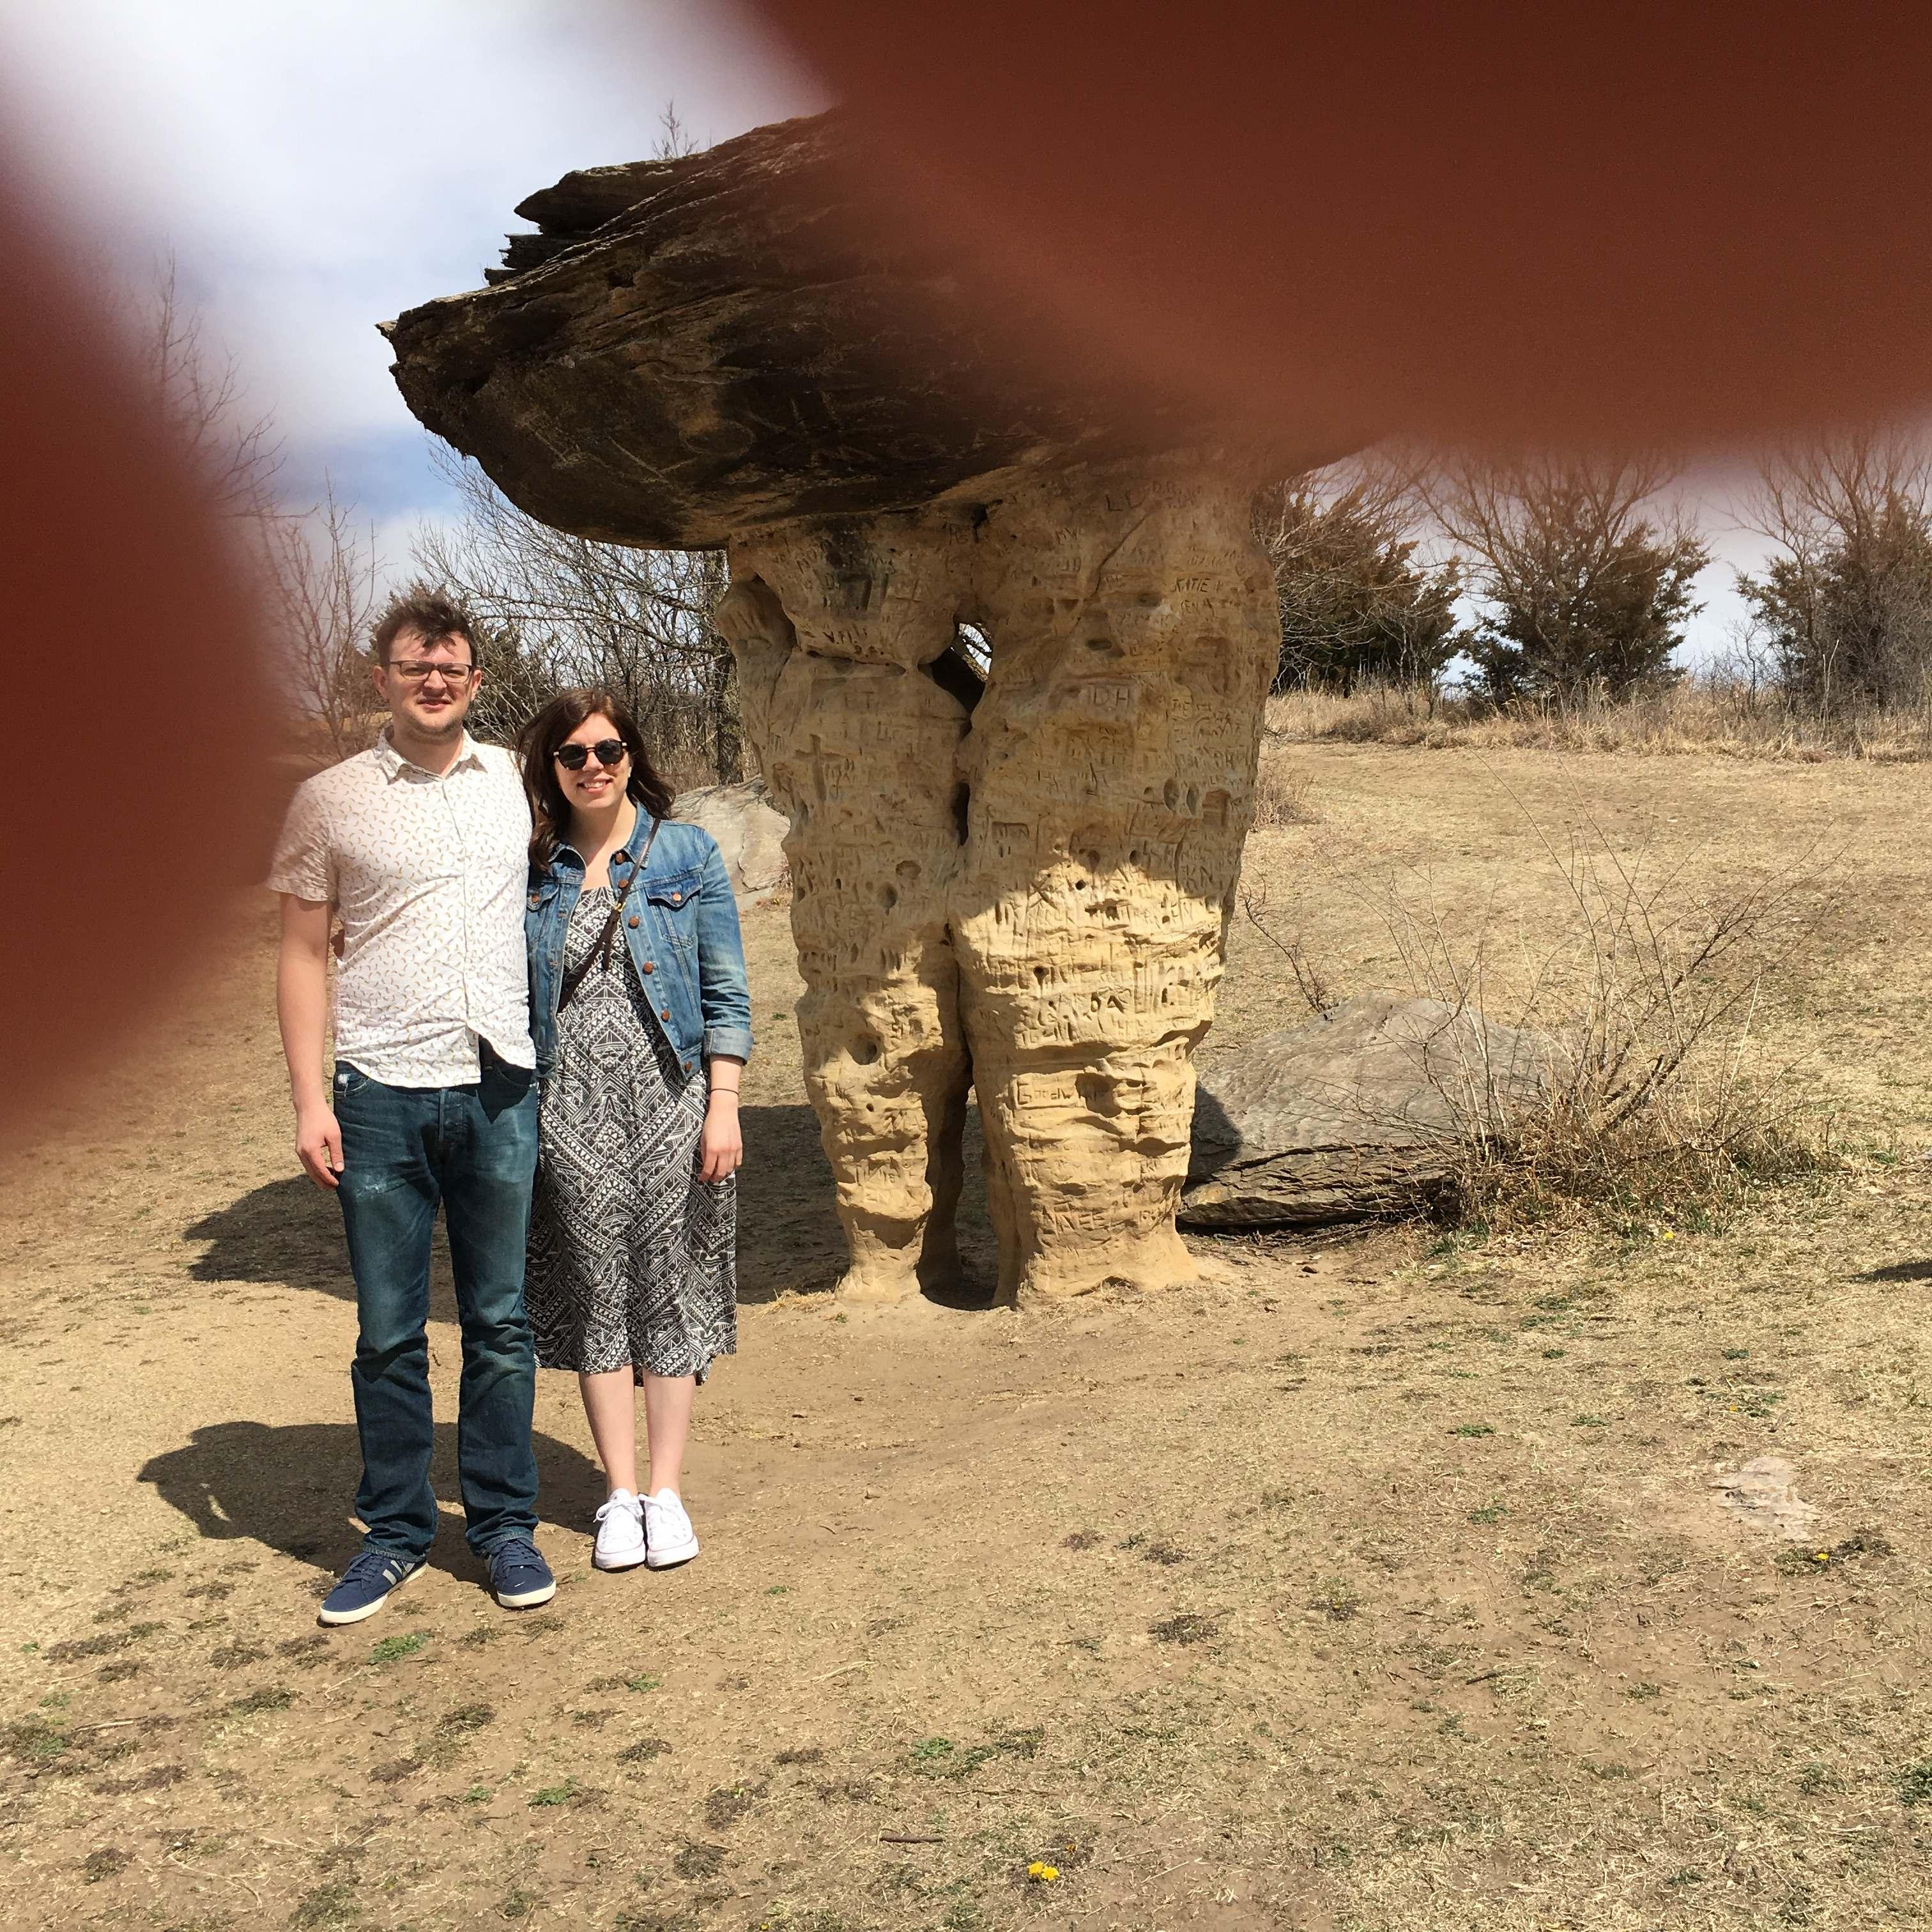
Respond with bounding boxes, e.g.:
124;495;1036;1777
673;780;790;908
383;112;1342;1303
717;463;1278;1301
1181;995;1553;1228
382;111;1338;550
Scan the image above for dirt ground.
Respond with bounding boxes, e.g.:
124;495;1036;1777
3;744;1929;1932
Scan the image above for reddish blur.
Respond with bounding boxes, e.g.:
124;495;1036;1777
757;1;1932;452
0;146;279;1144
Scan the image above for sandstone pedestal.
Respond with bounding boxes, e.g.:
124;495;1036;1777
383;110;1339;1303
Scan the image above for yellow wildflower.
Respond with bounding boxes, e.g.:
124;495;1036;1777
1027;1862;1061;1883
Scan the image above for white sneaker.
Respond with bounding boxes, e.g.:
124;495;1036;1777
592;1489;647;1571
642;1489;700;1570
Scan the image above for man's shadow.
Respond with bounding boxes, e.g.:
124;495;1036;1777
136;1420;606;1581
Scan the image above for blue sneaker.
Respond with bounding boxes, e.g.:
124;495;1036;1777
318;1549;422;1627
487;1537;556;1610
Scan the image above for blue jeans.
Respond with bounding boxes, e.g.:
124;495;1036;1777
333;1046;540;1561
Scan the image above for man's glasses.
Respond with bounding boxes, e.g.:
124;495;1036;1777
388;659;477;684
553;739;627;771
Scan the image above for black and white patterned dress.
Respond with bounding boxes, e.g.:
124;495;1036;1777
526;884;737;1383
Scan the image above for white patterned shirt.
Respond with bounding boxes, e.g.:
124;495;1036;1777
268;731;535;1088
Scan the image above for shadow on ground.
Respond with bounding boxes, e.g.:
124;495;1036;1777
135;1421;606;1579
1854;1258;1932;1282
185;1103;999;1307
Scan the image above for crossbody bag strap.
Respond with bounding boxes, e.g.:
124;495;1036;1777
555;813;661;1014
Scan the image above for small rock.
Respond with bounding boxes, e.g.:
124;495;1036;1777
1710;1455;1820;1540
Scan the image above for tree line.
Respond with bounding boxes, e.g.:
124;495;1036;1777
1257;436;1932;720
148;242;1932;770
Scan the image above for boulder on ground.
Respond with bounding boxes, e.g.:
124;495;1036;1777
1181;995;1552;1229
673;779;789;909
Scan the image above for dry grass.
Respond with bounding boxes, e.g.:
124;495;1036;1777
1241;785;1836;1234
1369;818;1832;1232
1267;674;1932;760
1250;751;1320;829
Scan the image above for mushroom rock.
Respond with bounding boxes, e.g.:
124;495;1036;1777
383;109;1342;1303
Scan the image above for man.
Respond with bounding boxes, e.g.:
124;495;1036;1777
270;589;555;1624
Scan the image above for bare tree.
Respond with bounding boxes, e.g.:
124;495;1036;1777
1423;452;1707;703
138;256;280;522
264;484;383;760
1736;429;1932;721
412;447;739;779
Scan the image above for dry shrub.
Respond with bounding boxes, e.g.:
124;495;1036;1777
1266;675;1932;762
1250;749;1319;828
1345;816;1834;1232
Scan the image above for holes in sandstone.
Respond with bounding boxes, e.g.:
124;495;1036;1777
879;884;898;912
1163;778;1180;809
925;625;988;712
850;1037;880;1068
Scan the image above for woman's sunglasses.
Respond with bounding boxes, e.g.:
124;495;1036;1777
553;739;627;771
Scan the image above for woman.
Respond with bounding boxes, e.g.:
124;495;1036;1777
521;689;752;1572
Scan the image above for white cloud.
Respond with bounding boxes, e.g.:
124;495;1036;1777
3;1;825;470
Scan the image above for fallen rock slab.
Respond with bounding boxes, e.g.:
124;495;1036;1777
673;779;789;910
1181;994;1552;1229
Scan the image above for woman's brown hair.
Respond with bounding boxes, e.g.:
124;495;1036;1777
519;689;675;870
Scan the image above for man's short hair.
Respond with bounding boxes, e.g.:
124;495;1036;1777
370;586;476;665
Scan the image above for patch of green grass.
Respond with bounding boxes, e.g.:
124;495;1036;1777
1627;1681;1664;1700
766;1584;791;1596
529;1779;578;1807
908;1726;1044;1781
229;1686;295;1715
1450;1422;1495;1438
3;1717;69;1764
462;1783;491;1804
291;1882;361;1929
438;1701;496;1735
1468;1499;1509;1525
498;1887;537;1920
624;1673;662;1693
368;1629;431;1666
459;1625;508;1648
1897;1759;1932;1807
1572;1413;1609;1428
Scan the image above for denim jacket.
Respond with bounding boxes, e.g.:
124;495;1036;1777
525;813;753;1082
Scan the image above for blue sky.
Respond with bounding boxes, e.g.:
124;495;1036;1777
4;3;1767;661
